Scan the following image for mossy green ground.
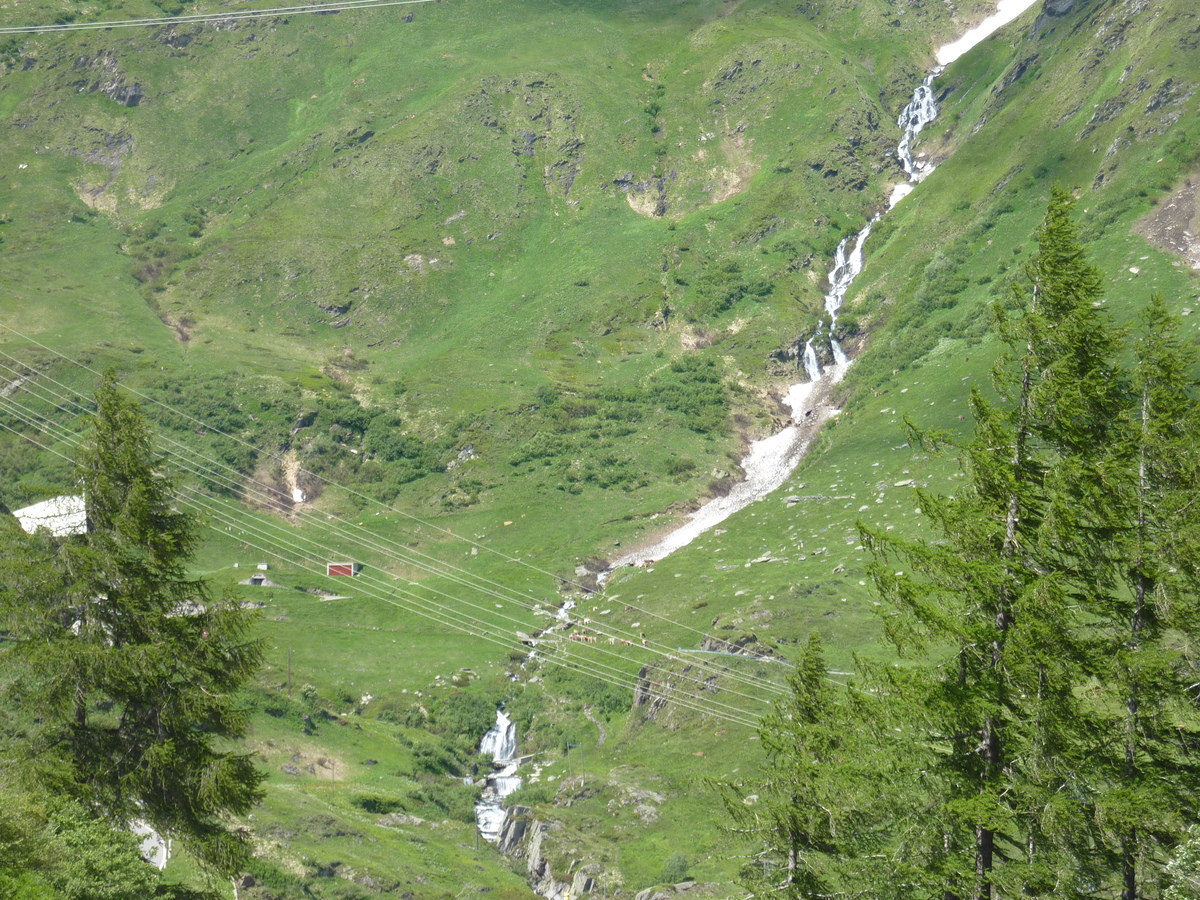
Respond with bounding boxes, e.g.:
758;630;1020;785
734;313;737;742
3;0;1200;895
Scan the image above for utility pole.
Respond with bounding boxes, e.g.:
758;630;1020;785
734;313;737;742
287;647;293;695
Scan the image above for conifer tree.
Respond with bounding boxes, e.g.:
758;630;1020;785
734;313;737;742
715;633;902;898
722;196;1200;900
859;189;1126;899
1089;295;1200;899
0;378;265;875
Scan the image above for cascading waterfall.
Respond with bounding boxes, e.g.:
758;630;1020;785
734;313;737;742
605;60;956;569
599;0;1038;576
895;70;943;183
802;336;823;381
823;220;875;367
806;66;946;381
479;709;518;761
475;709;522;842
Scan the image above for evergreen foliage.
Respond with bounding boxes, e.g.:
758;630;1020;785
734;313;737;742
0;783;165;900
729;193;1200;899
0;378;265;876
716;633;921;897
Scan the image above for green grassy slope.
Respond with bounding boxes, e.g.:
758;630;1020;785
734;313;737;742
473;0;1200;893
3;0;1200;896
0;0;993;552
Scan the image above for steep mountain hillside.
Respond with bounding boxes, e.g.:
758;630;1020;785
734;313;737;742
2;0;1199;897
1;0;993;550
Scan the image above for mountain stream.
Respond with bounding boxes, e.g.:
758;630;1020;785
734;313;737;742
603;0;1040;577
475;709;522;842
482;0;1044;851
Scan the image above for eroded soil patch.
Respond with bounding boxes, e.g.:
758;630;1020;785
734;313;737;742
1134;170;1200;270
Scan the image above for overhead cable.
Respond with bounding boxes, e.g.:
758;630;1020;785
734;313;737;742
0;0;440;35
0;390;767;729
0;324;733;653
0;344;792;701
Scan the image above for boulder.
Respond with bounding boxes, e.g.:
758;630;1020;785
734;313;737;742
497;806;531;855
571;872;595;894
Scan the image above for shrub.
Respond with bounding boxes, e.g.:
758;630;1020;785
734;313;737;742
661;851;689;883
505;781;557;807
665;457;696;476
430;691;499;743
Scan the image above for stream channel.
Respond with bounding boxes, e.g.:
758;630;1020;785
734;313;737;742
601;0;1040;578
475;709;522;842
477;0;1043;842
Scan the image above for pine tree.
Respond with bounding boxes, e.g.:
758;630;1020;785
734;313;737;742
0;378;265;875
714;633;903;898
859;189;1127;899
1089;295;1200;899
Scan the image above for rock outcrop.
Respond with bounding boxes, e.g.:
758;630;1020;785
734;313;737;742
72;53;145;107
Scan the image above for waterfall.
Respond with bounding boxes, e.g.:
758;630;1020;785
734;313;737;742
479;710;517;763
820;219;876;368
475;709;522;842
601;1;1035;576
817;62;949;367
830;338;849;367
605;53;956;571
802;339;822;381
896;71;942;182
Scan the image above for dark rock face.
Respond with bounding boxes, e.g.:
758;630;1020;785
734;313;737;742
496;805;530;854
1043;0;1075;14
73;53;146;107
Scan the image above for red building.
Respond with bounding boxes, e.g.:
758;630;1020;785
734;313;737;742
327;562;363;577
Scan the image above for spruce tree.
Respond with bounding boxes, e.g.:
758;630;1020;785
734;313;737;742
715;633;902;898
0;378;265;875
859;189;1126;899
1089;295;1200;899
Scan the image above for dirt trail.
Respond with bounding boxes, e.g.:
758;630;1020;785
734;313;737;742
583;706;607;747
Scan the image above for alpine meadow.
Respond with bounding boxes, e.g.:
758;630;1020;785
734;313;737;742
1;0;1199;898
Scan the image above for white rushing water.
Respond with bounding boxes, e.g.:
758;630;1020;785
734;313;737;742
608;379;833;570
601;0;1033;577
937;0;1042;66
475;709;522;842
895;72;942;184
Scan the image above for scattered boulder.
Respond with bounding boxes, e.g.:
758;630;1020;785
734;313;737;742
634;804;659;824
377;812;426;827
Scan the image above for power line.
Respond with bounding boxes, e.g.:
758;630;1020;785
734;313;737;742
0;324;748;660
12;433;756;731
0;357;790;706
0;338;793;700
0;0;440;35
0;389;768;728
